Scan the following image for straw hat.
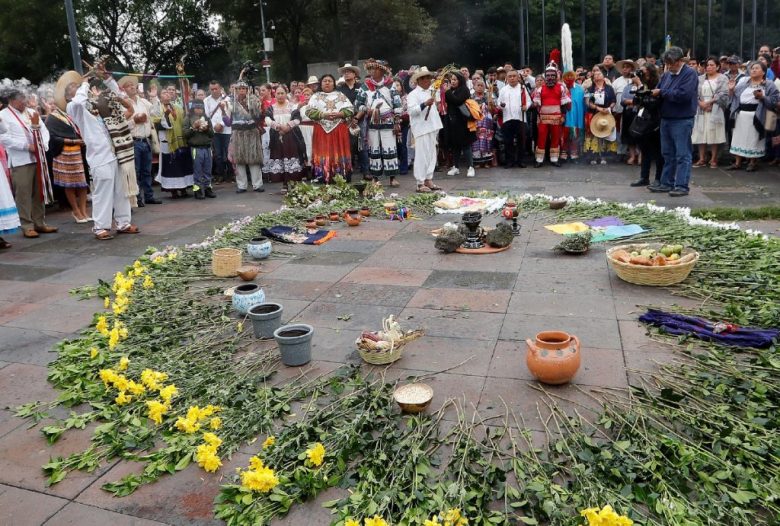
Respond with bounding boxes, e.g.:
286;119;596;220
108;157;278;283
410;66;435;84
306;75;319;85
616;59;637;70
54;70;83;112
117;75;138;89
364;58;391;74
338;63;360;76
590;112;616;138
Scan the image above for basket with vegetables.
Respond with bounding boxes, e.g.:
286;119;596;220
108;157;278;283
606;243;699;286
355;315;424;365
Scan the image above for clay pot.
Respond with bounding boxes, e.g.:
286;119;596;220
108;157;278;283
359;206;371;217
305;218;317;229
344;213;361;227
549;199;567;210
247;237;272;260
329;211;340;222
345;208;360;218
315;215;328;227
525;331;581;385
236;265;260;281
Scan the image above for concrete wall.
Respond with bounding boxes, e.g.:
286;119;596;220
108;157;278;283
307;60;369;81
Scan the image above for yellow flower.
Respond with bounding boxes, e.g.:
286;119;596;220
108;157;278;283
580;505;633;526
240;466;279;492
99;368;117;386
262;436;275;449
345;520;360;526
126;380;146;396
237;322;243;332
117;356;129;371
112;374;130;392
203;432;222;448
96;315;109;336
159;384;179;403
209;417;222;430
196;449;222;472
444;508;467;526
90;347;99;359
364;516;388;526
143;275;154;289
175;417;200;434
146;400;169;425
108;327;120;350
305;442;326;467
186;406;205;422
249;455;265;470
116;321;129;339
141;369;168;390
115;391;132;405
167;252;177;261
104;296;110;308
425;515;441;526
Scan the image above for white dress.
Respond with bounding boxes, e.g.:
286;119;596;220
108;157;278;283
729;85;764;158
0;120;21;235
692;78;726;145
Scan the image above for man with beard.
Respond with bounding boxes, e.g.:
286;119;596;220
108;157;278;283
532;62;571;167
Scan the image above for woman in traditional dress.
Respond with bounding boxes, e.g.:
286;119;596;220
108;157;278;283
265;85;306;193
393;79;410;175
296;88;314;174
727;61;780;172
584;67;617;164
445;72;477;177
0;116;20;249
692;56;729;168
153;85;193;198
45;107;90;222
305;74;354;184
470;78;494;167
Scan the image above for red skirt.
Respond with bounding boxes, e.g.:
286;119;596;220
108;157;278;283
311;122;352;183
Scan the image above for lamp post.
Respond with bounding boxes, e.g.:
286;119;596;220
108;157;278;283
64;0;83;74
259;1;271;82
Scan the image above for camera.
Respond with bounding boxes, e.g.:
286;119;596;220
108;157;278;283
241;61;259;81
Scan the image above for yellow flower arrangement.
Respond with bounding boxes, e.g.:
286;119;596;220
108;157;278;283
249;455;265;470
140;369;168;390
115;391;132;405
240;464;279;492
159;384;179;403
305;442;326;467
126;380;145;396
175;416;200;434
104;296;110;308
90;347;99;359
99;368;117;386
108;327;120;350
142;275;154;289
580;505;633;526
96;315;109;336
195;443;222;472
364;516;388;526
146;400;169;425
443;508;468;526
425;515;441;526
262;436;275;449
203;432;222;448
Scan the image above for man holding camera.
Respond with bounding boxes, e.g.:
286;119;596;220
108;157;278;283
204;81;232;184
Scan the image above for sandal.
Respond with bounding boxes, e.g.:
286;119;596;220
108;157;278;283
416;185;432;193
95;229;114;240
389;180;400;187
746;164;757;172
725;164;742;171
692;160;706;167
117;225;140;234
709;161;718;169
424;180;442;191
0;238;11;249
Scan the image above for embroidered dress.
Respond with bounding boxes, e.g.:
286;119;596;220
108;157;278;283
470;96;494;164
305;91;354;183
692;76;727;145
154;103;194;190
297;104;314;163
0;146;20;234
355;77;401;177
730;87;764;158
265;101;305;184
45;110;88;188
584;85;618;155
533;82;572;163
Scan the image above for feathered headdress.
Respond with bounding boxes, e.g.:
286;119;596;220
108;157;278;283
561;23;574;72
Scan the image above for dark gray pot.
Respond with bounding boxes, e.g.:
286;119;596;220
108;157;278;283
248;303;284;339
273;324;313;366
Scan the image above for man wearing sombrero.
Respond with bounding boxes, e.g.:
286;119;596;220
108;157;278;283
337;63;363;175
354;59;402;186
407;67;443;193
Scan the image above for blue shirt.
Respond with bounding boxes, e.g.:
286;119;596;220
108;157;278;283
657;64;699;119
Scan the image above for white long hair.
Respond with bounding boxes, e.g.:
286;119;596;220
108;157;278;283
561;23;574;73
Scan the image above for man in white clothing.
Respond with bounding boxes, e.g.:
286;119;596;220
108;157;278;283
497;69;533;168
0;88;56;238
407;67;443;193
204;81;232;183
61;66;139;240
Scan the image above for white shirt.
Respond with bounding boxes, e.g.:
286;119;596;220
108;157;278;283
127;96;154;139
67;79;120;169
407;86;443;138
204;94;232;134
0;106;50;168
497;83;532;122
612;75;631;113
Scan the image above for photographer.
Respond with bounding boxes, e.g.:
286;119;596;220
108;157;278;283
624;64;664;187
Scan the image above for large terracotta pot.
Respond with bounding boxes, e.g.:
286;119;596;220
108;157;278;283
525;331;581;385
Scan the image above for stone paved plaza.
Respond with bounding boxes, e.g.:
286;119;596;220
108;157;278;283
0;163;778;525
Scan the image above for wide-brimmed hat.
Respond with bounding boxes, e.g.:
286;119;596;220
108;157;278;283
54;70;83;112
364;58;391;74
727;55;742;64
616;59;637;70
590;112;616;138
306;75;318;85
117;75;138;89
338;63;360;76
411;66;435;83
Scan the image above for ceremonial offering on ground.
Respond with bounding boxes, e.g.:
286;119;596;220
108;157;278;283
393;383;433;414
246;237;273;259
248;303;284;339
356;315;423;365
525;331;581;385
212;247;242;277
607;243;699;286
236;265;260;281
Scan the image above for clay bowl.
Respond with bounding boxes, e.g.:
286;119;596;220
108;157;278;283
236;265;260;281
315;215;328;227
344;215;362;227
329;211;340;222
393;383;433;414
359;206;371;217
305;219;317;229
549;199;567;210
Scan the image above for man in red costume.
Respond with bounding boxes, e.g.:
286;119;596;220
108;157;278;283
532;61;571;167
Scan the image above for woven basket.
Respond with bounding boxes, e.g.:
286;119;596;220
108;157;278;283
356;329;424;365
606;243;699;286
212;248;242;277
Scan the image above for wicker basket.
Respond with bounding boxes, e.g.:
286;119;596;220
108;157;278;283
357;338;404;365
212;248;242;277
606;243;699;286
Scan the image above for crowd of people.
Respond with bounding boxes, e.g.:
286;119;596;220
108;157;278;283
1;45;779;248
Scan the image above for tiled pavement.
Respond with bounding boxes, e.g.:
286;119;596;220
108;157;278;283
0;162;778;525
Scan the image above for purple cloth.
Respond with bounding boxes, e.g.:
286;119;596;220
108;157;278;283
639;309;779;349
585;216;625;227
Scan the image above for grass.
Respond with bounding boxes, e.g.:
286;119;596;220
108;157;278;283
690;205;780;221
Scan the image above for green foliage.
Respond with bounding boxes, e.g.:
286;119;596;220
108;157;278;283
690;206;780;221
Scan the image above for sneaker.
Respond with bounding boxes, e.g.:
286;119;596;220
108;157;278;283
204;187;217;198
194;189;205;200
466;167;475;178
629;179;650;187
669;188;689;197
648;184;672;193
599;159;607;165
447;167;460;176
253;187;265;192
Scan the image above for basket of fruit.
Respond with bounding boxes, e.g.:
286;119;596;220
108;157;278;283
356;315;424;365
606;243;699;286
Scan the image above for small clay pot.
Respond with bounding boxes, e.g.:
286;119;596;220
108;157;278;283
549;199;567;210
344;214;361;227
345;208;360;218
525;331;581;385
315;215;328;227
236;265;260;281
359;206;371;217
305;219;317;229
329;211;340;222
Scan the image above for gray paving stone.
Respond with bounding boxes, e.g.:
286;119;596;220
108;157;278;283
422;270;517;290
500;313;622;350
0;264;65;282
287;250;366;266
0;484;68;525
0;327;63;365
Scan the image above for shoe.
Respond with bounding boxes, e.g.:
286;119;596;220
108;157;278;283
745;164;757;172
204;187;217;198
194;189;205;199
534;161;543;168
599;159;607;165
72;213;89;224
253;187;265;192
517;163;526;168
552;161;562;167
146;198;163;204
236;188;247;193
446;167;460;176
669;188;689;197
466;167;475;177
648;184;672;193
630;179;650;187
137;200;145;207
23;229;39;238
95;229;114;241
34;225;58;234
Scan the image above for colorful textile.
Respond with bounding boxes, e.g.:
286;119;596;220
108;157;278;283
544;222;590;235
311;122;352;183
585;216;625;228
261;225;336;245
639;309;779;348
470;96;493;164
589;224;645;242
0;148;20;234
52;144;88;188
433;195;507;214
